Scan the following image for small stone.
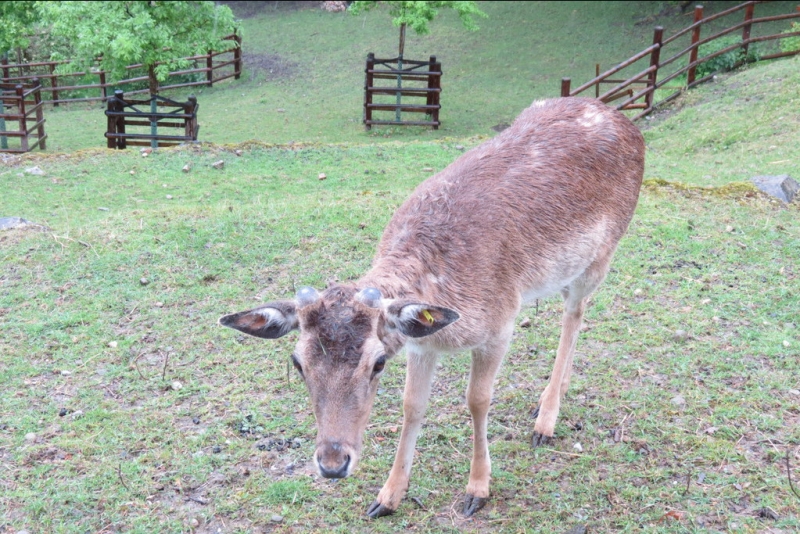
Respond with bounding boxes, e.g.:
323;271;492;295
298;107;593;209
456;145;464;150
58;408;68;417
673;330;689;342
71;410;84;419
634;288;643;296
60;370;72;376
212;445;222;454
171;381;183;391
783;340;791;347
182;163;191;173
25;432;37;442
318;173;327;180
140;278;149;286
189;517;200;528
166;195;173;200
270;515;284;523
671;394;686;407
788;389;800;396
129;170;136;175
98;207;109;212
155;302;164;308
25;166;45;175
192;417;200;425
573;442;583;453
758;506;779;520
422;167;434;172
108;341;118;348
211;160;224;169
519;317;532;328
235;150;243;157
725;225;734;233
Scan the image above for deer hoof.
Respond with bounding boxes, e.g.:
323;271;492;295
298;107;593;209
531;431;552;448
462;494;489;516
366;500;396;519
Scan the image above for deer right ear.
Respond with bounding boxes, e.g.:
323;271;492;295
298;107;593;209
219;301;298;339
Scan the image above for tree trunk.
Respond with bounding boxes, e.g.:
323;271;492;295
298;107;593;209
148;64;159;96
398;23;406;57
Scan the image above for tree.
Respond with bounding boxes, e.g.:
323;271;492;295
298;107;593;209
349;1;487;57
0;2;40;57
39;1;238;96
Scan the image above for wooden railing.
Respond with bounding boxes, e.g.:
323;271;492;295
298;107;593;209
105;90;198;150
560;2;800;120
364;54;442;129
0;33;241;106
0;78;46;153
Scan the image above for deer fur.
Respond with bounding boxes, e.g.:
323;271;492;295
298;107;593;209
219;97;645;518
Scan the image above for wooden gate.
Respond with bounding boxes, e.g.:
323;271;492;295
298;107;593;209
0;78;46;153
105;90;199;149
364;54;442;129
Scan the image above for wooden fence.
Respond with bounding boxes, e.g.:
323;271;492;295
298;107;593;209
0;33;241;106
0;78;46;153
364;54;442;129
560;2;800;120
105;90;198;150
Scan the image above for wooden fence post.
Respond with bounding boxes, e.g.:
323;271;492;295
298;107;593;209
645;26;663;110
16;84;28;152
1;56;8;83
429;55;441;129
687;5;704;85
32;78;45;150
364;53;375;130
107;90;118;148
99;71;107;102
186;95;198;140
234;32;242;80
50;63;59;107
561;78;571;97
742;3;755;56
206;50;214;86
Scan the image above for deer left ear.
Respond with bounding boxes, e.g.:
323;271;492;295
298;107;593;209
383;300;460;338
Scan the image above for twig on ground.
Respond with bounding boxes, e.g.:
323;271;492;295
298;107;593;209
117;463;130;491
788;451;800;502
682;468;692;496
161;350;170;381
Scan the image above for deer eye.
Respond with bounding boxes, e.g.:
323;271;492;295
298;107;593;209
291;354;303;377
372;355;386;377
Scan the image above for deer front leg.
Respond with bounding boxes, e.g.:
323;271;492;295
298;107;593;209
366;348;437;518
532;288;589;447
463;332;511;516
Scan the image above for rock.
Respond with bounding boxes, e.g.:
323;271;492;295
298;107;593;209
25;166;45;175
211;160;224;169
140;277;149;286
271;515;284;523
519;317;532;328
456;145;465;150
672;329;689;342
758;507;779;520
318;173;327;180
108;341;118;348
573;442;583;453
98;207;110;212
750;175;798;203
25;432;37;442
0;217;30;230
182;163;191;173
171;381;183;391
422;167;434;172
166;195;173;200
235;150;243;157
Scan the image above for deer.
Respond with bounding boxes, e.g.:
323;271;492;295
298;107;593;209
219;97;645;518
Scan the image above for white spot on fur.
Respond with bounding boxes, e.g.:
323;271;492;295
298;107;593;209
577;109;605;128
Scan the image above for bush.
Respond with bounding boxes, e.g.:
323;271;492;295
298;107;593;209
780;22;800;54
695;35;759;79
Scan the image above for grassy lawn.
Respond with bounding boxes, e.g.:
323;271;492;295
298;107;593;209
1;2;800;533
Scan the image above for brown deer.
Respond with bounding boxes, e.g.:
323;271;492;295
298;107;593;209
219;98;644;518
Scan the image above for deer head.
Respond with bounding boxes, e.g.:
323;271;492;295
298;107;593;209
219;285;459;478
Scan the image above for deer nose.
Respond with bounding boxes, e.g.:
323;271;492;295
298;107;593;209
315;442;351;479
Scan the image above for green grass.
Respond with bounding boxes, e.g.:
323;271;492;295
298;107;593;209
2;4;800;533
33;1;800;152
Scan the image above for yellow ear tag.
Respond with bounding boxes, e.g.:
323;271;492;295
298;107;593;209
422;310;435;325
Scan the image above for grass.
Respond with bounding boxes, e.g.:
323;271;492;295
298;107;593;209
32;1;800;152
2;3;800;533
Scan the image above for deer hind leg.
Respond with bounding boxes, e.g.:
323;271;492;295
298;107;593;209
463;326;513;516
367;348;438;518
532;256;612;447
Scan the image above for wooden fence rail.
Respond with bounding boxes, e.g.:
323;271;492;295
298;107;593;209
364;53;442;129
560;2;800;120
0;78;46;153
0;33;241;106
105;90;198;150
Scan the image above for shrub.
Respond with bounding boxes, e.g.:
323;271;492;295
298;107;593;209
780;22;800;54
695;35;759;79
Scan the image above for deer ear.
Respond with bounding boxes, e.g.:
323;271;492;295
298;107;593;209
219;301;298;339
384;301;460;338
